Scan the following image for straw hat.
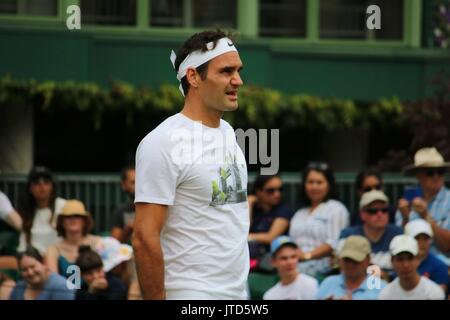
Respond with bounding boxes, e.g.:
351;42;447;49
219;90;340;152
59;199;90;217
403;147;450;175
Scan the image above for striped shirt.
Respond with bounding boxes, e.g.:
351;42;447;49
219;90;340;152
396;186;450;262
289;199;349;277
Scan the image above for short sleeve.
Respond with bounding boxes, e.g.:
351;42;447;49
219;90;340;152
0;191;14;220
112;206;125;229
273;204;293;221
134;133;181;206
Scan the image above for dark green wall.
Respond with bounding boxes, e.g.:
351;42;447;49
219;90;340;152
1;27;449;101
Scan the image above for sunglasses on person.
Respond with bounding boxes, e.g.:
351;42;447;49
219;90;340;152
362;184;381;193
424;168;445;177
307;162;329;171
264;186;284;194
364;207;389;215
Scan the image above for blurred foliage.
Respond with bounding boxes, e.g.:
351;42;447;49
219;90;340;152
0;75;409;132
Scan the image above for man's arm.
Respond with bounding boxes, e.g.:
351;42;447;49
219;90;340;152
132;203;168;300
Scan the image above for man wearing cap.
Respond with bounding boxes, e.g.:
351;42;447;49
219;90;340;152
262;236;318;300
340;190;402;273
404;220;449;292
379;235;445;299
134;30;248;299
317;235;387;300
397;147;450;259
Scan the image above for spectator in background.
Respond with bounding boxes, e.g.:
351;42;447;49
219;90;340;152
317;236;387;300
75;245;128;300
340;190;402;274
17;166;66;255
404;219;449;292
352;169;395;225
45;200;101;278
397;147;450;263
379;235;445;300
111;165;135;244
248;175;292;263
263;236;318;300
10;246;74;300
289;162;349;279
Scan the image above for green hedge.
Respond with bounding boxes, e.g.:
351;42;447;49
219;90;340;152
0;75;405;131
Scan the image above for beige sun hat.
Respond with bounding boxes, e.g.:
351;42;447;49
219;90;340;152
59;199;90;217
403;147;450;175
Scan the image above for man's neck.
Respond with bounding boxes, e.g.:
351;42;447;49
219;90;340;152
423;188;440;203
181;101;223;128
345;274;366;291
399;273;421;291
363;224;385;242
280;272;298;286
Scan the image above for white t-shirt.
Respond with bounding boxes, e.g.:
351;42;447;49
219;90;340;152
0;191;14;220
135;113;249;299
18;197;66;255
379;276;445;300
263;273;319;300
289;200;349;276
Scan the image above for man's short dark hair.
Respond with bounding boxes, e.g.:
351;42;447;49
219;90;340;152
174;29;235;96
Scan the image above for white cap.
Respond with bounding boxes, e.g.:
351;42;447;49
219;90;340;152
359;190;389;209
405;219;434;238
389;235;418;256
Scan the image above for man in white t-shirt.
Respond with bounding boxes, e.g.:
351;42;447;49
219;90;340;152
133;30;248;300
379;234;445;300
263;236;318;300
0;191;22;231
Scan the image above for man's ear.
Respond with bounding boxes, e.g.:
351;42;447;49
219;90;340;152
186;68;200;88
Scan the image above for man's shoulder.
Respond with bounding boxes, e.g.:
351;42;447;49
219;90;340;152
319;274;342;288
385;224;403;236
297;273;319;287
340;225;363;238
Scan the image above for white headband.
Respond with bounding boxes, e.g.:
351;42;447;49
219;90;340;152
170;37;238;96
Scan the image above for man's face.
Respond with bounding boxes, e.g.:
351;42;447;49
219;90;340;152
339;256;369;279
121;169;135;198
415;234;431;257
416;169;445;195
392;252;419;278
360;200;389;229
272;246;298;278
20;256;47;286
197;51;243;112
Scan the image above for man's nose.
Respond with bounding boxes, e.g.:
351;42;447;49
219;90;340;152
231;72;243;86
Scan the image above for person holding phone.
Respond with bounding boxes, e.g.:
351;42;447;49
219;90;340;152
396;147;450;262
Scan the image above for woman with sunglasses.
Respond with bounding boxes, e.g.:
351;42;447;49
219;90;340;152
248;175;292;263
351;169;396;226
289;162;349;279
397;147;450;258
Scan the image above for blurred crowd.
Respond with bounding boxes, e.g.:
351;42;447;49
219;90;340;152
1;147;450;300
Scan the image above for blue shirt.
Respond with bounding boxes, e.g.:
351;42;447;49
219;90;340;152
10;272;75;300
250;203;292;233
316;274;387;300
396;186;450;262
418;253;449;286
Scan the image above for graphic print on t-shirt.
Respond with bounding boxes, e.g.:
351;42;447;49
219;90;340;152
210;152;247;206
